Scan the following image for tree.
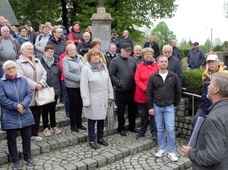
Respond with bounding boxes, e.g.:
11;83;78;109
151;21;176;49
9;0;177;42
201;38;211;53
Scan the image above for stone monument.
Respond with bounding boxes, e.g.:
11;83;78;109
90;1;113;52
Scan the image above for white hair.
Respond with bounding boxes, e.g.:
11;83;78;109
2;60;16;70
1;26;9;32
21;42;34;51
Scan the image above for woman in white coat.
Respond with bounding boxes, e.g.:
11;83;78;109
80;48;114;149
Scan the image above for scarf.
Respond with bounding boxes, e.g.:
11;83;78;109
143;59;154;65
43;55;54;68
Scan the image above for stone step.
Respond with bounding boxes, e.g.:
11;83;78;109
0;130;192;170
0;114;140;166
96;138;192;170
0;103;76;140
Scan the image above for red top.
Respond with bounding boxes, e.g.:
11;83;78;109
134;62;159;103
58;51;66;81
68;29;81;45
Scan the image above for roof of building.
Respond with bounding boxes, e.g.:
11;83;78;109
0;0;19;26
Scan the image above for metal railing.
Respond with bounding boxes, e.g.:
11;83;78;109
182;88;201;117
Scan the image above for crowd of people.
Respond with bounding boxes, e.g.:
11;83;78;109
0;16;228;170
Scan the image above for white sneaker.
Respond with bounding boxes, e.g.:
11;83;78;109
52;127;61;134
155;150;166;158
31;136;43;141
43;128;51;137
168;153;178;162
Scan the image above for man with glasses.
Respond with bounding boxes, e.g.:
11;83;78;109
47;26;66;61
0;26;20;77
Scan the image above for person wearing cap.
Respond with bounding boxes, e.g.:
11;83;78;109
0;60;35;169
109;42;138;136
111;30;120;53
192;53;228;127
24;21;36;45
186;42;205;71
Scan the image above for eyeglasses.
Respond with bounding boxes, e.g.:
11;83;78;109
5;66;16;71
25;48;34;51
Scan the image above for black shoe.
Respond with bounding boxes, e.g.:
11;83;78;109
89;141;99;149
71;127;79;132
128;128;139;133
78;125;86;130
97;139;109;146
24;158;35;165
136;133;144;139
119;130;127;136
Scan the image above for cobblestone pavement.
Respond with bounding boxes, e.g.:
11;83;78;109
0;104;193;170
0;130;192;170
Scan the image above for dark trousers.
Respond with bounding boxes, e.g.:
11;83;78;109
61;81;70;116
138;103;157;136
6;126;32;163
116;90;137;132
30;106;42;136
66;87;82;128
42;95;58;129
88;119;104;142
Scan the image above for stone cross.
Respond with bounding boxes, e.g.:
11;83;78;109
99;0;104;7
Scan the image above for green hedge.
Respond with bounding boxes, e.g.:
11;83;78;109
183;69;204;95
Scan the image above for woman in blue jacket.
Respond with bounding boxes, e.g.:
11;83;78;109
0;60;35;169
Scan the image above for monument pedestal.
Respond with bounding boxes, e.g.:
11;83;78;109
90;7;113;52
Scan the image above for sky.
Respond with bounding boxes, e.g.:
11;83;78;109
154;0;228;45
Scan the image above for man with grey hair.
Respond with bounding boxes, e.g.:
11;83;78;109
182;72;228;169
0;26;20;77
77;32;91;56
162;44;183;85
132;45;143;65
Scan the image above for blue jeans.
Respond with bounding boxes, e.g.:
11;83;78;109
153;104;175;153
138;103;157;136
61;81;69;116
88;119;104;142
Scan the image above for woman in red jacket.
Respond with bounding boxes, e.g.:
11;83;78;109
68;21;83;46
134;47;159;139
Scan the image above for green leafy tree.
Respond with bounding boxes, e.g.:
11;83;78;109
222;41;228;51
9;0;177;42
179;39;192;50
201;38;212;53
151;21;176;49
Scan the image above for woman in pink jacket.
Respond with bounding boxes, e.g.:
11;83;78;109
16;42;47;141
134;47;159;140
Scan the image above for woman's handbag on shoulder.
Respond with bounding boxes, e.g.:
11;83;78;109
105;102;116;130
35;83;55;106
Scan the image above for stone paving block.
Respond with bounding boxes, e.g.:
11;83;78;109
93;155;107;167
58;137;70;148
39;142;51;153
75;161;87;170
0;152;8;165
167;162;179;169
31;144;41;156
116;147;130;157
102;152;115;164
82;158;97;169
47;139;60;150
65;135;79;146
63;163;77;170
109;149;123;160
124;144;138;155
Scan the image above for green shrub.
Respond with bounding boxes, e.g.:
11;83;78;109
183;69;204;95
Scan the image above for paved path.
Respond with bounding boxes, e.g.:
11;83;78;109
0;104;193;170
